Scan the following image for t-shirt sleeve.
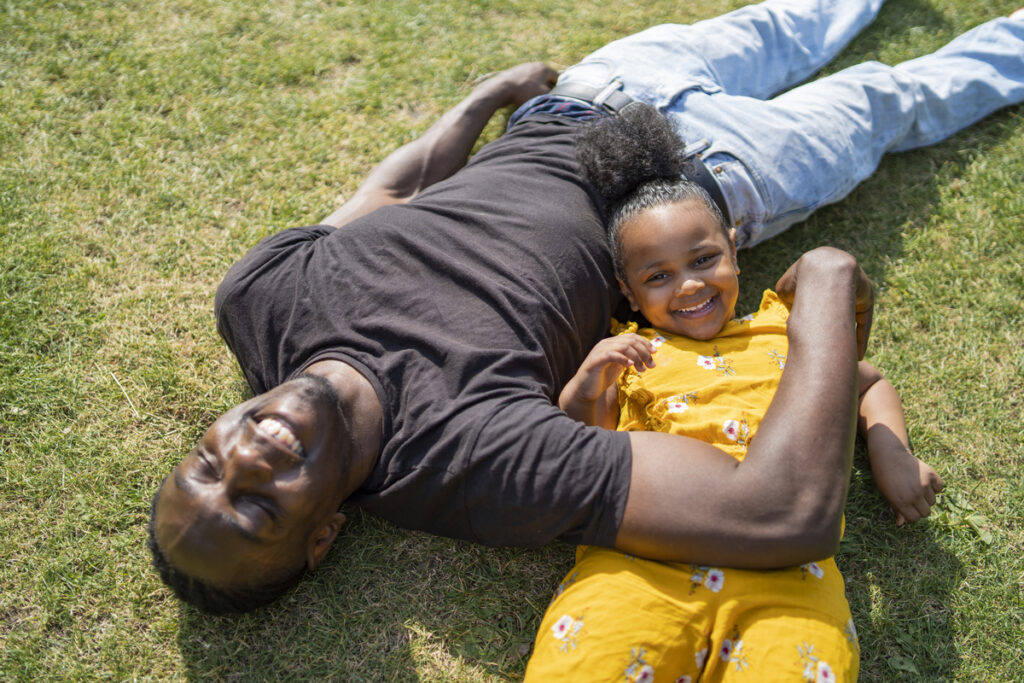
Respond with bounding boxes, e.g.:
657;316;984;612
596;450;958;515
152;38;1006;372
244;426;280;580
461;398;633;548
213;225;334;393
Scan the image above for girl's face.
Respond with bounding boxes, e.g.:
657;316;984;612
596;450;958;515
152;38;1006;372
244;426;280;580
617;198;739;340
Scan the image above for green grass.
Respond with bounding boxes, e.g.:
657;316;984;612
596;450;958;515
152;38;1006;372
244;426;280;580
1;0;1021;679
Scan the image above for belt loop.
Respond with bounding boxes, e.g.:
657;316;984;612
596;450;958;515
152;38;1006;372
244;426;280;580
682;138;711;159
592;79;625;108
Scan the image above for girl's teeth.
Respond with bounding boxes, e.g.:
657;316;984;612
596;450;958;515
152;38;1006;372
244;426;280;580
678;297;713;314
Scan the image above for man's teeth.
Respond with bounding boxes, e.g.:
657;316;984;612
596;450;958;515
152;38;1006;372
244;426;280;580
258;417;305;456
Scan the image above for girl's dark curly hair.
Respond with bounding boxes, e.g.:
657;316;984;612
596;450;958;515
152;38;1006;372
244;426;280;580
576;102;727;277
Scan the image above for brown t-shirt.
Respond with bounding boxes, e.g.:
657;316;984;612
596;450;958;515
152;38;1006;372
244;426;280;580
214;114;632;547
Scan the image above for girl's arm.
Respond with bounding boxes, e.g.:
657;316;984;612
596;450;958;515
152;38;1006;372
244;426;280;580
559;334;655;429
858;361;944;525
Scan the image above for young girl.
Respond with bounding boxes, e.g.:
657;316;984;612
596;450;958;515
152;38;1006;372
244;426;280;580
524;105;944;682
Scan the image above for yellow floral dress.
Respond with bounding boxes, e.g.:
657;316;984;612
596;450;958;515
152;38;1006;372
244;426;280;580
525;291;858;683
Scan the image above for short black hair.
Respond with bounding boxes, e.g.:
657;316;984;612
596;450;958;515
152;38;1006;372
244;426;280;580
576;102;727;277
147;484;306;615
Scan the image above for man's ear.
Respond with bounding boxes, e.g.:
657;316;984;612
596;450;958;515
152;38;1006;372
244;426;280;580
306;511;346;569
617;277;640;312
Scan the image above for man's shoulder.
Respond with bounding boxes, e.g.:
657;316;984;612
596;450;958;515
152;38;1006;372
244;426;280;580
215;225;332;315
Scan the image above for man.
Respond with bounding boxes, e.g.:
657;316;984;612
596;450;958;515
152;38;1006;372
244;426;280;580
149;0;1024;614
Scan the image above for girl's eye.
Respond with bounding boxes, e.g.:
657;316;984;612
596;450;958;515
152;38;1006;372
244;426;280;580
644;272;668;284
694;254;718;268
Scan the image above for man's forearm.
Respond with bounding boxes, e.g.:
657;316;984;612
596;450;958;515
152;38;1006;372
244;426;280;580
359;80;521;199
746;248;863;552
323;63;556;228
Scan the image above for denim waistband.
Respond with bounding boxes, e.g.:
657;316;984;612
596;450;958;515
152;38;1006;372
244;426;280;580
507;95;610;129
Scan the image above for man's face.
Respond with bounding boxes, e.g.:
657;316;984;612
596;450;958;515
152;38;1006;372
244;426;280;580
155;375;350;587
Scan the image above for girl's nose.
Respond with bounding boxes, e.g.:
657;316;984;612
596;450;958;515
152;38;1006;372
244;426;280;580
677;276;703;297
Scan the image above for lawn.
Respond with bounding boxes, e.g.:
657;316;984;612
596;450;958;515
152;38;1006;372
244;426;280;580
1;0;1021;680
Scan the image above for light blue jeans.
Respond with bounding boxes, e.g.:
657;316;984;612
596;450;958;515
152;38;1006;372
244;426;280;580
553;0;1024;247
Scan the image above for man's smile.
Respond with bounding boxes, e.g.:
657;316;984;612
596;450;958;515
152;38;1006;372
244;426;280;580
256;416;306;458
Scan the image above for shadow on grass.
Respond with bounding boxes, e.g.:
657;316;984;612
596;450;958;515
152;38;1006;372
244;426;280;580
840;446;964;681
175;509;571;681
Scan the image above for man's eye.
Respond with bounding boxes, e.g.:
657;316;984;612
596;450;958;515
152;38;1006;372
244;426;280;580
194;450;222;480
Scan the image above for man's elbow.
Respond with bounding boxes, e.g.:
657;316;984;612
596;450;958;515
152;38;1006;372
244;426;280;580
732;491;844;568
766;504;843;566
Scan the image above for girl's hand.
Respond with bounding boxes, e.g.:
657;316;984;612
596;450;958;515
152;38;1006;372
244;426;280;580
870;442;945;526
559;334;655;428
571;334;656;401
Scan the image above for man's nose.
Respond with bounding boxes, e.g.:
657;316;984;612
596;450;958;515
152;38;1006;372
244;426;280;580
223;440;273;493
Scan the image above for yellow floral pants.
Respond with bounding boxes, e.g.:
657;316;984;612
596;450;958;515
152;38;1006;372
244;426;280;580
525;546;858;682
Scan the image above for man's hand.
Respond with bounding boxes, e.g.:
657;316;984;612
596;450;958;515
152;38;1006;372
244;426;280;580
774;247;874;359
475;62;558;109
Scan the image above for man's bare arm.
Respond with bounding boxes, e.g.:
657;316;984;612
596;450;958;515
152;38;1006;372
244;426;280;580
322;63;557;228
615;248;871;568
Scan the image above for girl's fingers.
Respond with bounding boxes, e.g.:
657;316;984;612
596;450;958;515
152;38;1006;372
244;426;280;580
900;504;922;524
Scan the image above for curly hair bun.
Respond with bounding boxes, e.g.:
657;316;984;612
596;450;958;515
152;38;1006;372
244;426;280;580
576;102;689;204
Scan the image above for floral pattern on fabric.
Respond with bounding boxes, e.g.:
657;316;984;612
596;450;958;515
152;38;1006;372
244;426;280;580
623;647;654;682
551;614;584;652
719;627;750;671
798;642;835;682
529;294;860;683
663;392;698;414
801;562;825;579
767;348;787;370
844;618;859;652
616;290;791;462
688;565;725;594
550;570;579;603
697;346;736;376
722;418;751;449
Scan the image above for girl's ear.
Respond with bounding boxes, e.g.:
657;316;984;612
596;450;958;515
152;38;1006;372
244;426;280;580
728;227;740;275
617;277;640;311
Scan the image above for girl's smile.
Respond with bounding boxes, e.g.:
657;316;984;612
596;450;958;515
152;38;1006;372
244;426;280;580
617;198;739;340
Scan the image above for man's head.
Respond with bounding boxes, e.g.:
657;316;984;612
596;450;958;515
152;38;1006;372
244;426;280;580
149;374;354;614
